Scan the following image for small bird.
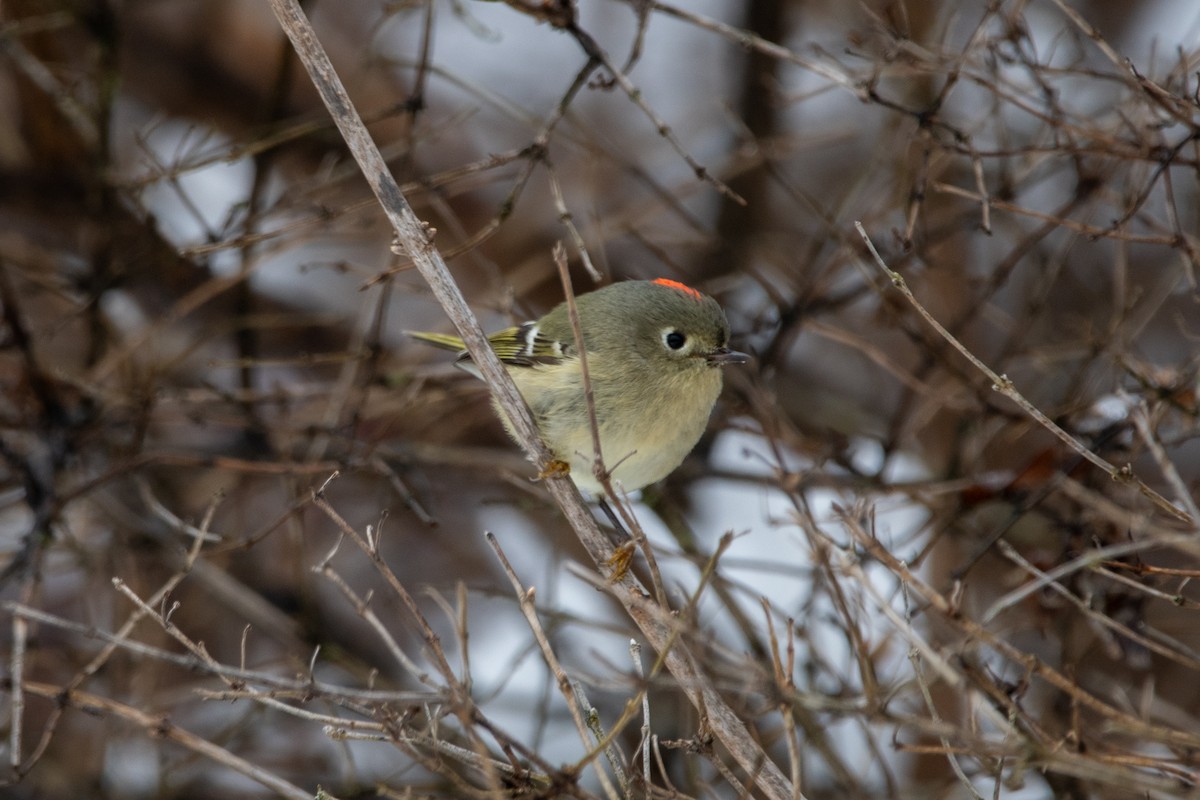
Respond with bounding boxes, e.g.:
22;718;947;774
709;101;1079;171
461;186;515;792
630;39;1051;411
408;278;748;494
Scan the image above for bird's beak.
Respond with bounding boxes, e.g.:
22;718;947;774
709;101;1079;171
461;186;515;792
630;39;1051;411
705;347;750;366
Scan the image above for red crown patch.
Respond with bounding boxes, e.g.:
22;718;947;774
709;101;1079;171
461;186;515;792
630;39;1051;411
653;278;704;301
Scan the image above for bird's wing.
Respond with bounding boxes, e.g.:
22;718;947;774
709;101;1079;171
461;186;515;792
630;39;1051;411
407;323;566;367
478;322;566;367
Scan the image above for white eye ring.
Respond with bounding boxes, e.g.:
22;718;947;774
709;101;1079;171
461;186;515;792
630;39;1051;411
661;329;688;352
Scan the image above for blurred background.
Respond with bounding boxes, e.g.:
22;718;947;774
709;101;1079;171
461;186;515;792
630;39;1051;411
2;0;1200;797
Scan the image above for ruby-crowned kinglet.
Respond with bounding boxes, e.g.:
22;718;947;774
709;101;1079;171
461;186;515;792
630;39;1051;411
408;278;748;494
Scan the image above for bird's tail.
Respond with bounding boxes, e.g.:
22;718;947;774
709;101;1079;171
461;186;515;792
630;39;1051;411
405;330;466;352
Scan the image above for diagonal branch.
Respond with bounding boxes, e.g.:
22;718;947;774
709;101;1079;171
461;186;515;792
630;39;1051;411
266;2;798;798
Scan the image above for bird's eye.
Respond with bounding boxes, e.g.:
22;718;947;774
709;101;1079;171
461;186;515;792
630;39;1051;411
664;330;687;350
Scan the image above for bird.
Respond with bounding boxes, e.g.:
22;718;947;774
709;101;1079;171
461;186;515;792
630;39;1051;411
408;278;748;495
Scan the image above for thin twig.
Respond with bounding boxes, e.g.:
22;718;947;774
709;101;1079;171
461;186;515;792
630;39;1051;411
485;532;624;800
1128;394;1200;523
554;244;606;490
8;611;25;778
981;532;1199;624
855;221;1194;526
841;514;1200;751
551;245;668;604
20;682;324;800
630;639;651;791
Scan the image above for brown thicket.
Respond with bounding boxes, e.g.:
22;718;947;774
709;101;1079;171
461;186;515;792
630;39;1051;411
2;2;1199;798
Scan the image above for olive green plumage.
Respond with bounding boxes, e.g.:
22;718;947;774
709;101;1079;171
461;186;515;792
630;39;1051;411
408;279;747;494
